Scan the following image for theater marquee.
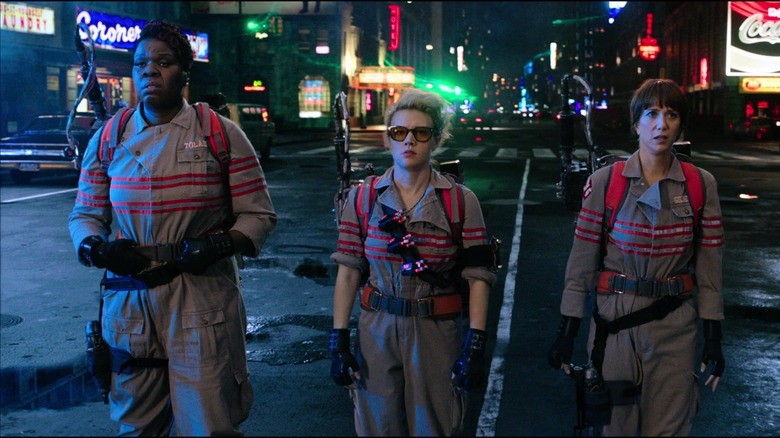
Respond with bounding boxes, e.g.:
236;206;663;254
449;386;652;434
726;1;780;76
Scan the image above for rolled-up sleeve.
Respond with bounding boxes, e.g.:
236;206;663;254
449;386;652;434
460;188;497;287
225;123;277;256
68;125;113;253
694;169;725;320
330;185;369;274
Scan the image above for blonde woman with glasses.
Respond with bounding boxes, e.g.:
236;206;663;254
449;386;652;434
328;89;497;436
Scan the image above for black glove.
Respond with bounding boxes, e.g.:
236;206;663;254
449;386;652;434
547;315;581;369
79;236;150;276
700;319;725;378
451;328;487;393
172;233;235;275
329;329;359;386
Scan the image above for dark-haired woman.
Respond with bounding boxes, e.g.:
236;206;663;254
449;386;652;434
547;79;725;436
69;20;276;435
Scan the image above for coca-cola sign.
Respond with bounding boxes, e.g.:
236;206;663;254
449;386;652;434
726;1;780;76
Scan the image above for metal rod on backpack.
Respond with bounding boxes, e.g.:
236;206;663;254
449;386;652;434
67;23;111;168
333;91;351;225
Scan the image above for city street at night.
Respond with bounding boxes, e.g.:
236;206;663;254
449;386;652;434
2;121;778;436
2;1;779;436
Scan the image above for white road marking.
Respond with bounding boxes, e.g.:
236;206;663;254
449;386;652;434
476;158;530;436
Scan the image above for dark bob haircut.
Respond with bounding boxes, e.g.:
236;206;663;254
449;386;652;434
138;20;194;73
630;79;689;133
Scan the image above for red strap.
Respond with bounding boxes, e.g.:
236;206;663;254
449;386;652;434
356;176;378;238
604;160;627;229
606;160;703;228
98;107;134;168
679;161;704;225
439;174;464;245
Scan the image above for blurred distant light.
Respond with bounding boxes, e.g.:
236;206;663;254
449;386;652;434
550;42;557;70
425;44;433;50
315;45;330;54
739;193;759;200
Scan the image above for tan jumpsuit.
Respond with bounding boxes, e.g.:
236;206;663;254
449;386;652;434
332;167;496;436
69;100;277;436
560;152;724;436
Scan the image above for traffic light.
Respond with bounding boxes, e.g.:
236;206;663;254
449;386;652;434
246;19;260;32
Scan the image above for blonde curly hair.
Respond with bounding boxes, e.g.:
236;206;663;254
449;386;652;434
383;89;454;150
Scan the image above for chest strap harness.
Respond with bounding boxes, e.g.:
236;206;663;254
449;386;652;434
360;285;462;319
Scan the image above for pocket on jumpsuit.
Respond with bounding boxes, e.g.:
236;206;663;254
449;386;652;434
450;385;467;434
102;312;145;352
670;204;695;243
177;147;218;198
233;369;254;424
180;308;230;367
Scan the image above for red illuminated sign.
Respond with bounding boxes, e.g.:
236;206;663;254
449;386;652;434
638;13;661;61
388;5;400;51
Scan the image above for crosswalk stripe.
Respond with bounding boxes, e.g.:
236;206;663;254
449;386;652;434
458;147;485;157
532;148;556;158
298;146;334;155
290;146;778;163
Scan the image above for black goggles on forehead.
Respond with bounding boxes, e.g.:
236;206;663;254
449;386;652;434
386;126;436;142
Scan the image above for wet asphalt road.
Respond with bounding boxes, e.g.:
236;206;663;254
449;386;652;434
1;122;778;436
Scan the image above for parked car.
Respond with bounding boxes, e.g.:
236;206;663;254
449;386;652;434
226;103;276;160
728;116;780;141
0;113;96;184
457;112;494;130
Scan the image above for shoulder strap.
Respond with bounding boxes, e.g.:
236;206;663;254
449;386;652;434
604;160;628;232
679;161;705;226
194;102;231;176
436;173;465;246
98;107;135;169
356;175;379;240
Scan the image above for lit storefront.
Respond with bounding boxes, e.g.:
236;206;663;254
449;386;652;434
0;2;208;137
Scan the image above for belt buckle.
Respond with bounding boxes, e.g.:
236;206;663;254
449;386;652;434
367;289;383;311
155;243;177;262
611;273;627;294
416;297;433;318
666;275;681;296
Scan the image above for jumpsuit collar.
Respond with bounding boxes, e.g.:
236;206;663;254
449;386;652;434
130;98;192;135
624;150;687;183
374;166;454;232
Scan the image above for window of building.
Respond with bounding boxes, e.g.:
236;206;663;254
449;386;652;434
299;76;330;118
298;28;311;52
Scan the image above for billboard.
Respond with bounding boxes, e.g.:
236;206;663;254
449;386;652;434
726;1;780;76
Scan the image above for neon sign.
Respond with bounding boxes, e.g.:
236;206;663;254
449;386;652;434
0;2;55;34
75;8;209;62
388;5;400;51
243;80;267;92
726;2;780;76
638;13;661;61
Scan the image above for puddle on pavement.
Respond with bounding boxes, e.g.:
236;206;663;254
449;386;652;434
245;314;355;366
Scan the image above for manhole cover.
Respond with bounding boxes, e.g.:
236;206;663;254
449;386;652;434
1;314;23;328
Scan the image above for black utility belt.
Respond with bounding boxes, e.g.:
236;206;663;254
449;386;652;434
100;266;181;291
